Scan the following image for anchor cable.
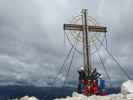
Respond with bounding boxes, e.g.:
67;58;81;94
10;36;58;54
95;34;131;80
44;46;74;100
62;47;76;88
95;45;112;88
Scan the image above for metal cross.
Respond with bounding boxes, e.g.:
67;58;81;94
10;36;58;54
63;9;107;78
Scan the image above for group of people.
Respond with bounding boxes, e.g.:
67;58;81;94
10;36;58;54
77;67;106;96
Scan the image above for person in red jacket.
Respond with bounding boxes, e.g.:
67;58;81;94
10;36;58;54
92;80;99;95
83;80;93;96
83;84;91;95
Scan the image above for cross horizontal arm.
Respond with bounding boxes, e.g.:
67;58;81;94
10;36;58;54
64;24;107;32
64;24;82;31
88;26;107;32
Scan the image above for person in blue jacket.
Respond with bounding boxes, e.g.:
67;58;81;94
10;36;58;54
77;67;85;93
98;76;106;94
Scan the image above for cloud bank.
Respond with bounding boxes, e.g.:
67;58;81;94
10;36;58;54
0;0;132;86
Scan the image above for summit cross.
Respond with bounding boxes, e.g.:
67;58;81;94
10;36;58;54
63;9;107;78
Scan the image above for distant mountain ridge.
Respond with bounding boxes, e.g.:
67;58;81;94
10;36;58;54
0;85;74;100
0;85;120;100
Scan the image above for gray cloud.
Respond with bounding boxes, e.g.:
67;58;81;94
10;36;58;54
0;0;132;87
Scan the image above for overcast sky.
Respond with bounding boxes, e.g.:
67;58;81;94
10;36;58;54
0;0;133;87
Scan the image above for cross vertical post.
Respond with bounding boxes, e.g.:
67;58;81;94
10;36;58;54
81;9;91;78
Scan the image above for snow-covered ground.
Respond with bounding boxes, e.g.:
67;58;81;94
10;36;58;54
55;92;123;100
55;80;133;100
11;96;39;100
12;80;133;100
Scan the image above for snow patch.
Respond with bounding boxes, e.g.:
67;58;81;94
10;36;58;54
20;96;38;100
12;96;39;100
121;80;133;94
